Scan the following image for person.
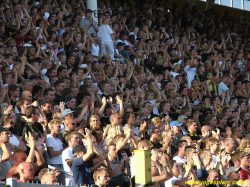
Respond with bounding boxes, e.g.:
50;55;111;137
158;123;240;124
71;128;94;186
92;167;110;187
41;172;58;185
62;131;80;186
46;119;65;185
16;162;35;183
97;17;115;59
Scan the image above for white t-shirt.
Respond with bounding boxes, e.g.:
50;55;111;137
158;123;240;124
170;71;180;79
184;65;197;88
164;176;181;187
62;147;75;186
97;24;114;43
46;134;63;164
218;82;229;96
173;156;186;178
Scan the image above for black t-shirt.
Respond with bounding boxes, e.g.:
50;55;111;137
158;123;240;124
71;157;93;186
187;132;200;143
22;122;43;142
14;113;26;136
170;106;180;120
54;94;63;105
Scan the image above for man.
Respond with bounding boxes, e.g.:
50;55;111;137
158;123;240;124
186;119;200;142
80;9;98;34
218;74;231;96
164;160;191;187
0;127;12;178
40;99;52;123
41;172;58;185
8;84;20;108
6;132;45;178
62;118;76;147
232;126;244;142
207;169;220;186
217;113;228;138
17;162;35;183
148;126;162;150
44;88;55;104
173;140;188;167
62;131;80;186
20;90;33;104
207;137;220;162
93;167;110;187
169;95;182;120
57;67;67;80
47;119;65;185
240;152;250;180
54;80;65;105
22;106;46;148
226;167;241;187
224;138;237;155
71;129;94;186
97;18;115;59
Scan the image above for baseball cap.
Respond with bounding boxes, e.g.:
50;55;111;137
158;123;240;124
170;121;182;128
117;42;125;47
239;152;250;158
178;115;188;124
193;100;200;106
73;145;87;154
79;64;88;68
39;99;50;107
85;9;93;14
226;167;241;177
62;109;74;117
70;48;78;54
148;126;158;135
0;126;9;133
172;63;180;70
120;30;129;35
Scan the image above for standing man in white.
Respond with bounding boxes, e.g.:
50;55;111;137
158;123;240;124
97;18;115;60
62;131;80;186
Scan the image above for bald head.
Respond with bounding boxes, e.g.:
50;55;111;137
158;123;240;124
17;162;34;182
64;118;76;131
41;173;58;185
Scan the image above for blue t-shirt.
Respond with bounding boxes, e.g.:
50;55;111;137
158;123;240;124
71;157;92;186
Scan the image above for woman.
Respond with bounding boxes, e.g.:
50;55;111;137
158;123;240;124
122;112;139;136
89;115;101;129
3;116;27;152
239;137;250;151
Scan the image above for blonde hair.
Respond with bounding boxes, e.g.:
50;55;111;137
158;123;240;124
239;137;250;151
207;137;219;148
151;117;162;126
48;119;60;131
93;167;108;183
106;125;123;140
162;129;172;140
89;115;100;129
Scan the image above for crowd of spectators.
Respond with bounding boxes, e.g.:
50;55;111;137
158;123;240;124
1;0;250;187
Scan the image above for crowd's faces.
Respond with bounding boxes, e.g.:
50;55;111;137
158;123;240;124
103;83;111;94
10;88;20;98
95;130;103;143
42;103;52;114
52;123;62;135
67;98;76;109
108;145;117;158
90;117;101;128
144;103;152;113
152;129;160;139
208;171;219;182
5;74;14;84
97;171;110;186
23;163;35;180
66;119;76;131
228;139;236;150
173;97;182;106
21;100;30;111
172;162;181;177
146;92;155;101
209;117;217;128
193;104;201;111
45;91;55;102
56;83;65;92
234;127;243;139
229;171;241;181
25;82;33;92
189;122;198;133
162;103;170;112
241;155;250;167
0;131;10;143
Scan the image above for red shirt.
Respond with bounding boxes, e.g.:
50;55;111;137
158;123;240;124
15;34;30;47
240;168;250;180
